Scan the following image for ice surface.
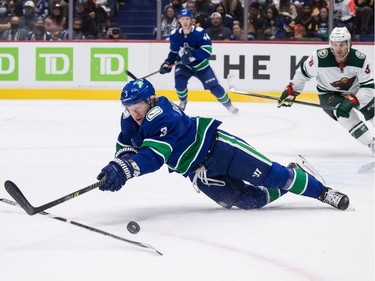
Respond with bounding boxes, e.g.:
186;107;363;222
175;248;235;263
0;100;373;281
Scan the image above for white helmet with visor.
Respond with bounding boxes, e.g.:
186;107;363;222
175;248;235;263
329;27;351;51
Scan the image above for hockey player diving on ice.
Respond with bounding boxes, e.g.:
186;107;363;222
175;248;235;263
97;78;350;211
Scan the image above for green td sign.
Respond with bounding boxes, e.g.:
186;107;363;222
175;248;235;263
91;48;128;81
0;48;18;81
36;48;73;81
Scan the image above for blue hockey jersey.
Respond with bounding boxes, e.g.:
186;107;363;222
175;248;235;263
165;26;213;72
116;96;221;177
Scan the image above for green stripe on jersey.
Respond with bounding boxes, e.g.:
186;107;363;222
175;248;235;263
216;131;272;165
201;45;212;55
193;59;209;72
172;117;215;174
141;139;173;163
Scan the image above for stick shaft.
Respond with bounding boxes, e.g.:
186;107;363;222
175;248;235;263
0;198;162;255
126;63;178;81
229;89;334;110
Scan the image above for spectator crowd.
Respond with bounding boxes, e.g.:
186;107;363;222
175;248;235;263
0;0;373;41
158;0;374;41
0;0;124;40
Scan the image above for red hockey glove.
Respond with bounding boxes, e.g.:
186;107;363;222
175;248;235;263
278;83;300;108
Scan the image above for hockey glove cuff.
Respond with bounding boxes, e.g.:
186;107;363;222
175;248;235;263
115;145;139;159
97;158;136;192
278;82;300;108
336;94;359;119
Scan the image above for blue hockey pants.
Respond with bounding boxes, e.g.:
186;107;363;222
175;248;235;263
188;130;325;209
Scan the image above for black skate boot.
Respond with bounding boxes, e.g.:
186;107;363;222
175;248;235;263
318;187;350;210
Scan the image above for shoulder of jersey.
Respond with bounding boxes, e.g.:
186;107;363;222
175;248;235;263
316;47;330;59
146;106;164;122
145;98;175;121
352;48;366;60
194;26;205;33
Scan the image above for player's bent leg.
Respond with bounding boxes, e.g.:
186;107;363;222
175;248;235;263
175;68;191;110
359;97;374;122
262;162;324;198
337;109;374;153
197;67;238;114
319;93;374;153
263;162;349;210
210;85;239;114
188;173;285;209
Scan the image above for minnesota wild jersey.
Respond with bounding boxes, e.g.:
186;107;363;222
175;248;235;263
292;47;374;104
117;96;221;177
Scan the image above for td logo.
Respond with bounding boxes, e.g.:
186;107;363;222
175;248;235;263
91;48;128;81
36;48;73;81
0;48;18;81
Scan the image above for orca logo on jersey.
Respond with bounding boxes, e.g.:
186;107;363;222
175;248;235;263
146;106;163;121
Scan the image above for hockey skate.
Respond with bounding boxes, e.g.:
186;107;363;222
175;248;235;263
179;100;187;111
226;104;239;114
318;187;350;210
288;159;349;210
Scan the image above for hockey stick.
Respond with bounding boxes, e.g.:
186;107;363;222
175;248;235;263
0;198;162;255
126;69;138;80
229;88;327;108
4;179;105;216
126;63;178;80
226;74;335;110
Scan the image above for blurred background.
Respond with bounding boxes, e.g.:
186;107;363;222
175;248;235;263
0;0;373;42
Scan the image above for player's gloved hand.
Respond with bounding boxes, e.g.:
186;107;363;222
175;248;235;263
180;48;196;65
97;157;135;192
115;145;138;159
278;82;300;107
336;94;359;118
159;61;172;74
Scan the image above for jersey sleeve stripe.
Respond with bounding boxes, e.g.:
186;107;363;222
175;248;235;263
141;139;173;163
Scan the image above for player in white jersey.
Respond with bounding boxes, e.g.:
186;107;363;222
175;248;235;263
278;27;374;153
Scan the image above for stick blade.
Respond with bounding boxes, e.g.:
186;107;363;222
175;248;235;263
4;180;36;215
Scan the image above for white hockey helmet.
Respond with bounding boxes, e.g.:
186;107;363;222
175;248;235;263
329;27;351;50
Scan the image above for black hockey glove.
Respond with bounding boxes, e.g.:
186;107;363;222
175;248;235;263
278;82;300;107
159;61;172;74
97;157;135;192
336;94;359;118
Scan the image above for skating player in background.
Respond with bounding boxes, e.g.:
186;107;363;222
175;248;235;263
97;78;350;210
278;27;374;153
158;8;238;114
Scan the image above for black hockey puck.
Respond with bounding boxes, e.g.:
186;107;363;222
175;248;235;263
127;221;140;234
